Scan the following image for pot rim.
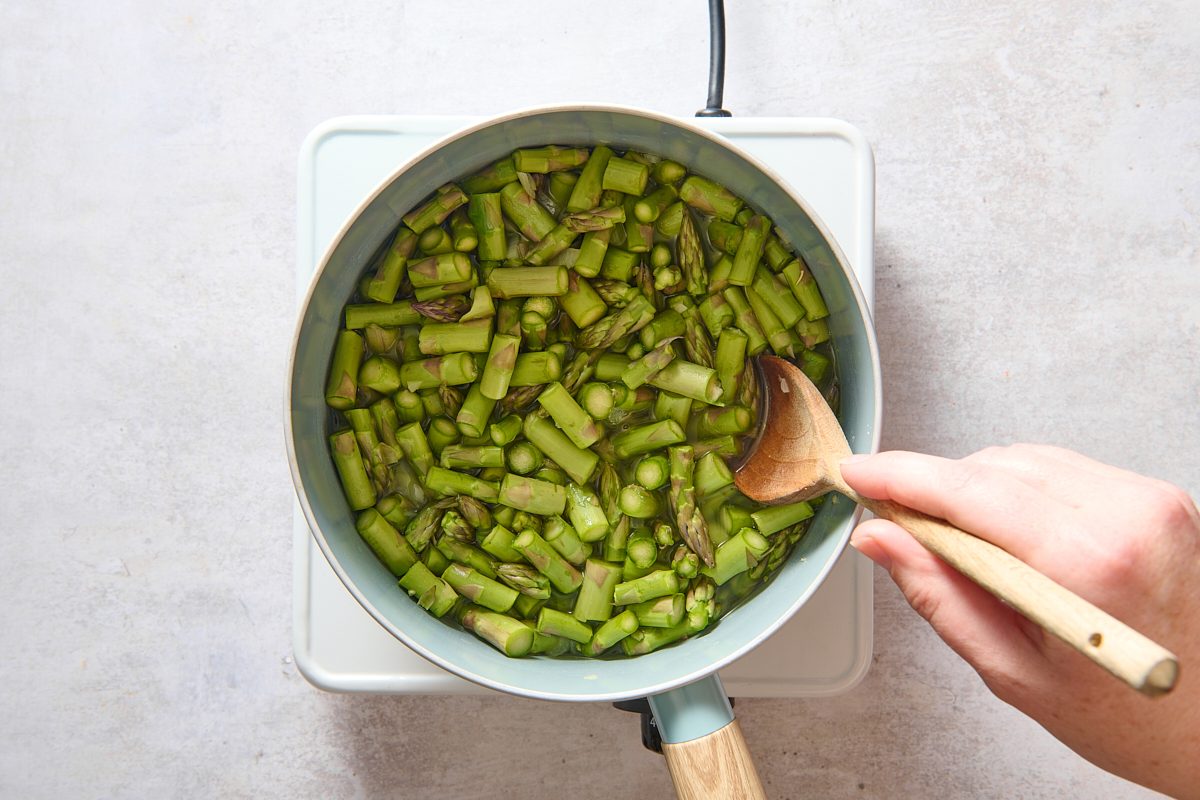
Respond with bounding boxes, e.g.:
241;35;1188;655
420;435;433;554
285;103;882;701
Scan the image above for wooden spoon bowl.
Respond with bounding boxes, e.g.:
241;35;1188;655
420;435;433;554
734;355;1179;696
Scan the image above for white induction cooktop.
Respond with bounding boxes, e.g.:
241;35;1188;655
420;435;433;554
293;114;875;696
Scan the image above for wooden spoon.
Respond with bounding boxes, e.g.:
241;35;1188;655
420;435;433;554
734;355;1179;696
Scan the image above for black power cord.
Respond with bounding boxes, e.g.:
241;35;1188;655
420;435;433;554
696;0;732;117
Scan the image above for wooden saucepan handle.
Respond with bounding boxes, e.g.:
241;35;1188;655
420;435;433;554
661;719;766;800
854;494;1179;696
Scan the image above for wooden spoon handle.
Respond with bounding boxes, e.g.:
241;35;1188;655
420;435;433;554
854;495;1179;696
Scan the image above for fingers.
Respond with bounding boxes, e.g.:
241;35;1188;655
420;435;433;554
850;518;1047;701
840;450;1075;560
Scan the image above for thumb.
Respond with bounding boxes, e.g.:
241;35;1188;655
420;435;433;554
851;518;1047;696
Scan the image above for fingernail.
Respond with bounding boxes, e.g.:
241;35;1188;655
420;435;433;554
840;453;872;466
850;531;892;570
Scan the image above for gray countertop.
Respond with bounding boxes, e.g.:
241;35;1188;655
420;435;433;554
2;1;1196;797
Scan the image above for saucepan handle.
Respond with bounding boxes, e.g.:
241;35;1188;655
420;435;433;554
648;674;766;799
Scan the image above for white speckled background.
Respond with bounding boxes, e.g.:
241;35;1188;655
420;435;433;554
1;2;1196;798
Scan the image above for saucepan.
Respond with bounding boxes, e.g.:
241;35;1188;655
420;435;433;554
285;104;881;797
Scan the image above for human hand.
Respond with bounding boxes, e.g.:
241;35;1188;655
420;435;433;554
840;444;1200;799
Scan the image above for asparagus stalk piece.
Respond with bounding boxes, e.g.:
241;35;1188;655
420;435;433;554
362;323;400;355
424;465;500;502
618;485;660;519
422;543;451;575
800;349;832;384
345;301;421;330
499;181;556;241
574;228;611;278
537;381;604;448
461;605;535;656
418;225;454;255
354;508;419;576
601;156;649;195
572;559;624;622
634;454;670;490
613;569;679;605
330;430;377;510
698;293;735;338
669;445;715;567
513;146;590;173
536;607;593;644
625;529;658;569
562;205;626;233
695;405;753;437
365;228;417;303
480;524;525;564
398;562;458;617
583;609;639;655
416;319;492;355
679;176;742;221
593;353;631;382
707;527;772;585
781;259;830;321
522;413;599;485
694;451;735;496
722;287;769;355
599;246;639;282
576;293;655;350
564;483;609;543
426;416;460;456
622;619;694;655
632;593;685;628
402;184;468;233
602;514;632;563
406;252;473;289
750;499;815;535
486;266;569;298
439;444;505;470
672;546;701;579
441;563;518;613
744;283;794;355
376;493;416;529
467;193;507;261
729;214;770;286
795;316;832;347
576;382;614;420
622;339;678;390
499;474;567;516
530;629;570;654
462;157;518;194
633;184;678;223
714;327;749;402
566;146;614;212
325;330;363;410
560;271;608;328
648;360;723;405
513;529;583;593
611;419;686;460
543;515;591;566
751;268;805;328
525;223;579;266
488;415;523;446
476;333;519;400
505;441;544;475
655;201;684;238
454;383;496;438
398;352;478;390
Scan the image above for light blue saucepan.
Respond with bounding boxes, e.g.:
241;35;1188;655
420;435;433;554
286;104;881;797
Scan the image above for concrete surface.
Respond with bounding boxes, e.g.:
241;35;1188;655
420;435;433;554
1;1;1196;798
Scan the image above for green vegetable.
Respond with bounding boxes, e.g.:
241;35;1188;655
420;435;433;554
325;143;836;659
